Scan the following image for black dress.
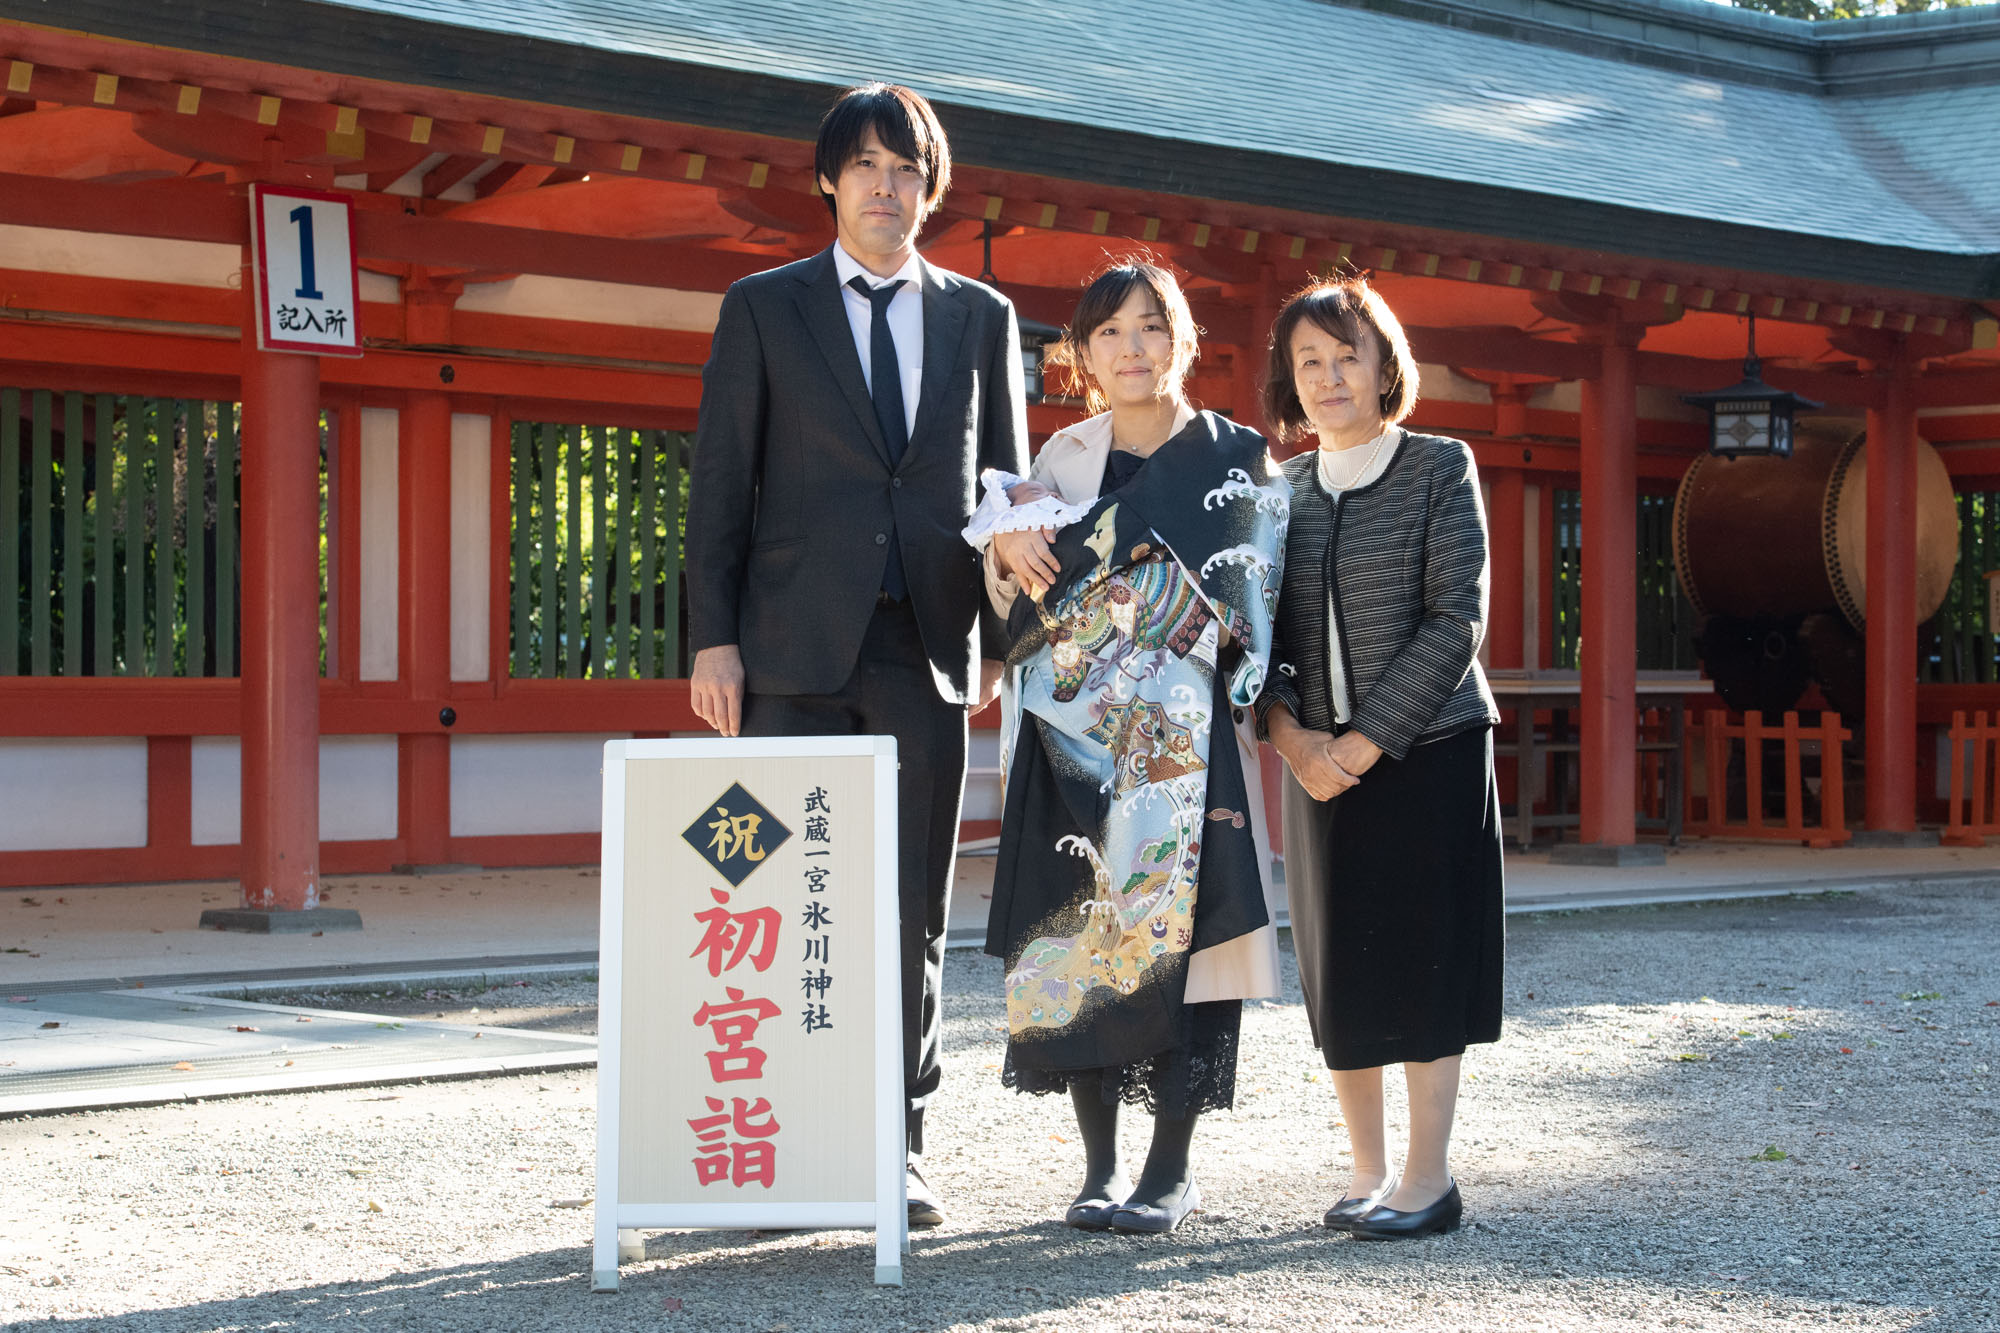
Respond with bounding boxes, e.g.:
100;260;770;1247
996;443;1246;1118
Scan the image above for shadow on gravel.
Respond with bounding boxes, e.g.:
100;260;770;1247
4;1224;1945;1333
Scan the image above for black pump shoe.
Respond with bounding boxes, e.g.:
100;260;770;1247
1322;1193;1383;1231
1348;1181;1462;1240
1108;1178;1201;1234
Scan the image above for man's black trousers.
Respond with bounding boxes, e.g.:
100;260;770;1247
740;597;967;1156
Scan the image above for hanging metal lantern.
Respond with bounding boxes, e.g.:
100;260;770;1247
1682;312;1820;460
1018;316;1062;403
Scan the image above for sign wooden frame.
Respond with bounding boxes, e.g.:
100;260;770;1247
593;736;906;1292
248;182;363;357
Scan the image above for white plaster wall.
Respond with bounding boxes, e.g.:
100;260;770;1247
0;224;239;287
0;739;149;850
359;407;400;682
1530;381;1581;414
451;734;624;837
964;731;1002;822
0;223;400;306
450;413;492;682
189;736;400;846
455;275;721;331
1416;362;1493;405
1639;385;1707;423
1525;379;1705;423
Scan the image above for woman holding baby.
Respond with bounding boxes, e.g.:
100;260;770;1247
969;261;1287;1235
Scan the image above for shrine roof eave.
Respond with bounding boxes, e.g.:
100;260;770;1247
7;0;1998;303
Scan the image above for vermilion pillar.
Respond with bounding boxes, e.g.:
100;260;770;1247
1571;328;1653;861
399;391;454;866
236;330;324;912
1486;467;1526;670
1864;356;1919;833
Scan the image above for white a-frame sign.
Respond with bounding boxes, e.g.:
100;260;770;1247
594;736;906;1291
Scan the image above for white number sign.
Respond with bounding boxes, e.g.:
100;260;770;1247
249;184;362;357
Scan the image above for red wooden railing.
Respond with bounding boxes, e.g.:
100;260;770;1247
1942;710;2000;846
1686;709;1851;848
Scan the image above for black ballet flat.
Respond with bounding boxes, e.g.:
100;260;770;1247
1322;1194;1382;1231
1107;1179;1201;1235
1064;1198;1123;1231
1347;1181;1462;1241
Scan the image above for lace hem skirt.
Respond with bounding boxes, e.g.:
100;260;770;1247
1001;999;1242;1118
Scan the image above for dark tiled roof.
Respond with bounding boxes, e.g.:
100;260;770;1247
18;0;1999;286
312;0;2000;257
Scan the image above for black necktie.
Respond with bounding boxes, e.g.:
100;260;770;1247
849;275;909;601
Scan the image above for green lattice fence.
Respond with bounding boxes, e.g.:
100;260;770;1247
1923;490;2000;685
508;422;688;679
4;388;241;677
1550;488;1695;671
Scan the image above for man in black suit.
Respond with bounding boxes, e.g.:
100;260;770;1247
685;82;1028;1228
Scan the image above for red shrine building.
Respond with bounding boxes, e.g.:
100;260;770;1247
2;0;1998;911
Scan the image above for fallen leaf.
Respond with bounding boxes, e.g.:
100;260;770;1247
1840;1048;1853;1055
173;1061;194;1071
548;1198;592;1209
295;1017;313;1024
365;1200;383;1213
284;1060;294;1067
19;897;40;906
231;1025;260;1033
38;1021;59;1029
1751;1145;1788;1162
1674;1053;1707;1062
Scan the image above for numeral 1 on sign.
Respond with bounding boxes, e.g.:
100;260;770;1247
289;205;324;301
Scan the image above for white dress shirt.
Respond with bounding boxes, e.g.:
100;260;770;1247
832;242;924;439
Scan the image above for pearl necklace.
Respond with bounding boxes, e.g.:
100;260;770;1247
1319;427;1394;492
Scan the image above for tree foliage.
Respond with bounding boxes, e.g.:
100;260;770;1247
1727;0;1983;19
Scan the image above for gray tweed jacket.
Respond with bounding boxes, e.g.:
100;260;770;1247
1255;431;1499;759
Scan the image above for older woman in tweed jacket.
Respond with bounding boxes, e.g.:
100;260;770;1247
1255;276;1504;1242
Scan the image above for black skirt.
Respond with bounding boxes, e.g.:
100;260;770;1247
1281;724;1504;1070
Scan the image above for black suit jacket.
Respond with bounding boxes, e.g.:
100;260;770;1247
685;246;1029;704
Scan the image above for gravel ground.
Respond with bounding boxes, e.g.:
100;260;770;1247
2;882;1997;1332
